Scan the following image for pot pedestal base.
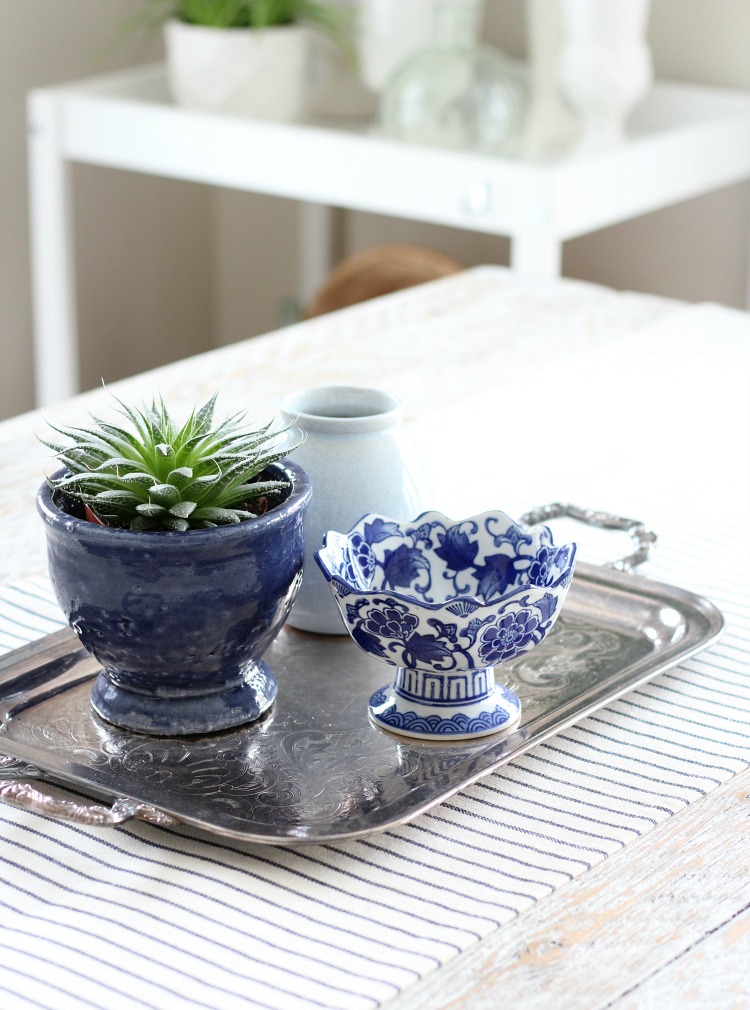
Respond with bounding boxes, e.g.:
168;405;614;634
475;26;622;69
368;677;522;741
90;661;277;737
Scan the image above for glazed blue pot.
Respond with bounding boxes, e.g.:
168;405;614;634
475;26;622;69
37;461;311;736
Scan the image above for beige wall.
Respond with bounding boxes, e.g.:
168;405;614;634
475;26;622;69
563;0;750;303
1;1;749;421
0;0;213;420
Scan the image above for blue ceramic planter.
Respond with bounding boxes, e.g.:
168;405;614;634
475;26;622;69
37;461;311;736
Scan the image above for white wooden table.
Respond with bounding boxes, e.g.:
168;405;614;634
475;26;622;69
1;268;749;1008
27;64;750;406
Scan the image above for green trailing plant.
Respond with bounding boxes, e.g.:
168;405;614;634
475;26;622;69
41;392;302;532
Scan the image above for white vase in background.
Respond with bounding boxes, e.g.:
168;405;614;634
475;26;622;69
164;19;309;120
558;0;653;153
279;385;431;635
356;0;435;93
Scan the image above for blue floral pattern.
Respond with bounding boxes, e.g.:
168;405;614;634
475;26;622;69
317;509;577;680
329;510;572;605
435;524;478;573
360;601;418;642
478;608;542;665
316;510;576;740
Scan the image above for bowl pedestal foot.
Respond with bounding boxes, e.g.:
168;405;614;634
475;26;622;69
369;667;522;741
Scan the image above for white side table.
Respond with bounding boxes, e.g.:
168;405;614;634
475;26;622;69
27;63;750;405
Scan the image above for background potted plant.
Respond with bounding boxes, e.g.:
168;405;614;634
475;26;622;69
36;392;311;737
136;0;354;119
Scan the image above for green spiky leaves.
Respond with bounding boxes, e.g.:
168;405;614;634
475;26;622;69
42;393;302;531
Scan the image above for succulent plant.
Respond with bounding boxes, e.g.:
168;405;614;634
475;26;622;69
42;392;301;532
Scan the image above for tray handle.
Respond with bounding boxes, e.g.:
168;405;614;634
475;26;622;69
0;756;179;828
520;503;657;574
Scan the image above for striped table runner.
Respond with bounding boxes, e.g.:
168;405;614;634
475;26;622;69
0;303;748;1010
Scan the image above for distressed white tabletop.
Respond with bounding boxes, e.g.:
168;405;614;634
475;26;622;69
1;267;748;1010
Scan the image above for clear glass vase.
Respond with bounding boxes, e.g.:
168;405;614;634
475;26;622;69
379;0;528;155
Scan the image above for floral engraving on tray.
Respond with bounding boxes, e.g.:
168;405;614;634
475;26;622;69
24;703;424;827
506;616;627;711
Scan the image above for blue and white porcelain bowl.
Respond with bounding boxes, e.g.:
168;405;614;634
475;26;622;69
315;510;577;741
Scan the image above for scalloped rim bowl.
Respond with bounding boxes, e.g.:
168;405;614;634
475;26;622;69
315;509;577;741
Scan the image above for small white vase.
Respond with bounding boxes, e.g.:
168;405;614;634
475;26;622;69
558;0;653;153
279;385;431;634
164;19;310;120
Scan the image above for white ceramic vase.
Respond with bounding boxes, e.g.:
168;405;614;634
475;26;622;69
279;385;431;634
164;19;309;120
558;0;653;152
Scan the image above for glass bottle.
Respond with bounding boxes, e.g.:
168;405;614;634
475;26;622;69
380;0;528;155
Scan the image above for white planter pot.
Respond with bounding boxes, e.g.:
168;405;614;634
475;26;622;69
559;0;653;152
164;19;310;120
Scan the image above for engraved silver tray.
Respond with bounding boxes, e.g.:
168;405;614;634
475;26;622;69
0;525;724;845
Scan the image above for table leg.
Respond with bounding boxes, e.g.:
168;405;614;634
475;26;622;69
27;90;79;407
510;228;563;280
297;202;337;311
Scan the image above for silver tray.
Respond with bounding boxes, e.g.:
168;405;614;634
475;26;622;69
0;509;725;845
